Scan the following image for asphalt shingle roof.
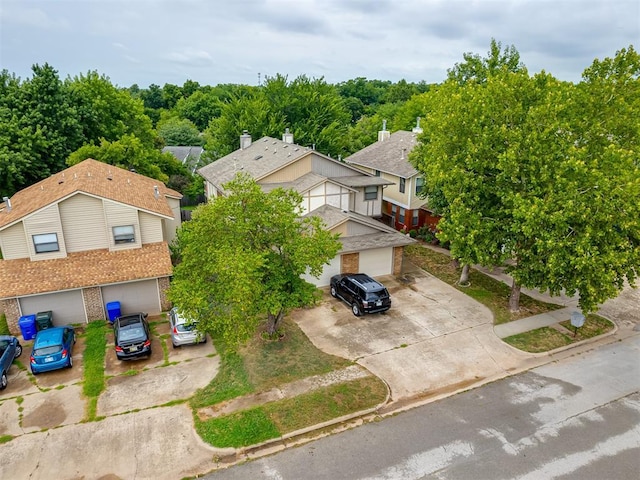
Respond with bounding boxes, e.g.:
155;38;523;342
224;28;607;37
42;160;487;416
0;242;173;299
0;159;182;230
344;130;421;178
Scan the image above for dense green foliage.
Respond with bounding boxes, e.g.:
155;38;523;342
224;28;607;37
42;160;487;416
169;174;341;346
411;46;639;313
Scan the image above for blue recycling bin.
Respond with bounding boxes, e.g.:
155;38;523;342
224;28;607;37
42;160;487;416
19;314;37;341
106;301;121;324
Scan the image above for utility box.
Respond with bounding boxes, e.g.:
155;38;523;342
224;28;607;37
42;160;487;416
19;314;37;341
106;301;121;324
36;310;54;330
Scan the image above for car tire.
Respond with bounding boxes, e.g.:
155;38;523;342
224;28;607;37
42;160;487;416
0;372;7;390
352;302;362;317
171;342;177;349
15;344;22;357
330;285;337;298
68;355;73;368
31;368;39;375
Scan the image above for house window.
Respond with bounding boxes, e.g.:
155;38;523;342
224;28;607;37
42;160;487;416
391;204;397;220
399;178;406;194
364;185;378;201
113;225;135;244
415;177;424;196
412;210;419;226
399;208;406;224
33;233;59;253
375;170;381;177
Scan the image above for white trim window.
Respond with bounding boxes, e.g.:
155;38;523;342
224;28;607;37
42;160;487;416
113;225;135;244
415;177;424;196
364;185;378;201
399;207;406;224
33;233;59;253
412;209;419;226
399;178;406;194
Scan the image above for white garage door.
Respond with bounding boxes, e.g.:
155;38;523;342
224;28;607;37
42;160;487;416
359;247;393;278
101;279;161;316
19;289;86;325
303;255;341;287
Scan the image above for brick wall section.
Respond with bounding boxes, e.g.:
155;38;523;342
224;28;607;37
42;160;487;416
1;298;21;335
393;246;404;275
158;277;171;311
82;287;105;321
341;253;359;273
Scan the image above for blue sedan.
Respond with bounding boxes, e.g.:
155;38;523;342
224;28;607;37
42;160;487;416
30;326;76;374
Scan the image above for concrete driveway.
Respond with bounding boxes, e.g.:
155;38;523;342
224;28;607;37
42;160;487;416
295;270;527;402
0;318;223;480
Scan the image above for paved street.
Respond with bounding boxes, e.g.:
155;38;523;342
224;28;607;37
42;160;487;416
205;335;640;480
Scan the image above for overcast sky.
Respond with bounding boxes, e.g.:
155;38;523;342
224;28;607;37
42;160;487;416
1;0;638;88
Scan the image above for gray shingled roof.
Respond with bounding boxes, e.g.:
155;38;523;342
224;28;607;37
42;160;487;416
198;137;314;188
306;204;415;252
198;136;378;191
331;175;394;188
344;130;421;178
260;172;333;194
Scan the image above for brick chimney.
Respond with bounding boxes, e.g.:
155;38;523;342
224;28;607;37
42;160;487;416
240;130;252;150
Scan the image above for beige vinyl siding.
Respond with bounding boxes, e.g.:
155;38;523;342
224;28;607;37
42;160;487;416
329;223;348;236
23;204;67;260
139;211;163;244
261;155;312;183
163;197;181;244
104;201;141;251
381;173;409;206
59;194;109;252
347;221;380;236
0;222;29;260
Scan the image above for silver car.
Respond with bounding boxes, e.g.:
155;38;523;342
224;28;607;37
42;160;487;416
168;308;206;348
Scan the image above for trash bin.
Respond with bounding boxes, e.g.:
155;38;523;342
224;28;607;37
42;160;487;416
36;310;53;330
19;314;37;341
106;301;121;324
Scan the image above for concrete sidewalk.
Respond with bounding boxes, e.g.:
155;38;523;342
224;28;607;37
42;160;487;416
493;307;577;338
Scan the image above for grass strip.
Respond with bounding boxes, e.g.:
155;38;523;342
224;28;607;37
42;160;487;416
503;314;614;352
82;321;108;399
196;376;387;448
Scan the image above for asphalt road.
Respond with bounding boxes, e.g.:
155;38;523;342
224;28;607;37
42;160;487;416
205;335;640;480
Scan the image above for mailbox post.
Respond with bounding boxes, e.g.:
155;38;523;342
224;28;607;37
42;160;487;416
570;311;585;337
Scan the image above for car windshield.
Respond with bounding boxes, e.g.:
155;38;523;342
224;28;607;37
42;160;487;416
118;326;146;342
34;345;62;356
0;340;9;349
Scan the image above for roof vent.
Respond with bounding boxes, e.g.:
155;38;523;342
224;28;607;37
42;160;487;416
254;155;263;161
154;186;160;199
58;172;65;184
2;197;11;212
107;171;113;180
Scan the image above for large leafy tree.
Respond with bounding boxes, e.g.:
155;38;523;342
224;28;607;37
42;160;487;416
157;117;203;146
412;47;639;314
67;71;157;148
447;38;524;85
169;174;341;346
204;74;351;160
0;64;83;197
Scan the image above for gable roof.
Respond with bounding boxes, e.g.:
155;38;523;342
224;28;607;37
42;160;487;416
306;204;415;253
0;242;173;299
0;159;182;230
162;146;204;173
198;136;375;191
344;130;421;179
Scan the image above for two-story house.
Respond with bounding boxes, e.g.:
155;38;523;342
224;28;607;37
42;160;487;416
345;125;440;232
198;131;415;286
0;159;182;334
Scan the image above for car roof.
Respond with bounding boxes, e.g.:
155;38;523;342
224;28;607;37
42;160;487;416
347;273;386;291
116;314;145;326
172;309;196;325
34;327;68;346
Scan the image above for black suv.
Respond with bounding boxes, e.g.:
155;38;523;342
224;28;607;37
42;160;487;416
330;273;391;316
113;313;152;360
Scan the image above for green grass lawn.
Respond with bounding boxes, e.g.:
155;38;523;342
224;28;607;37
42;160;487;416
503;315;614;353
191;318;387;448
404;243;562;324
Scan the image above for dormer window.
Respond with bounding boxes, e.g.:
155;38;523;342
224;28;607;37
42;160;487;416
364;185;378;201
33;233;59;253
113;225;135;244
